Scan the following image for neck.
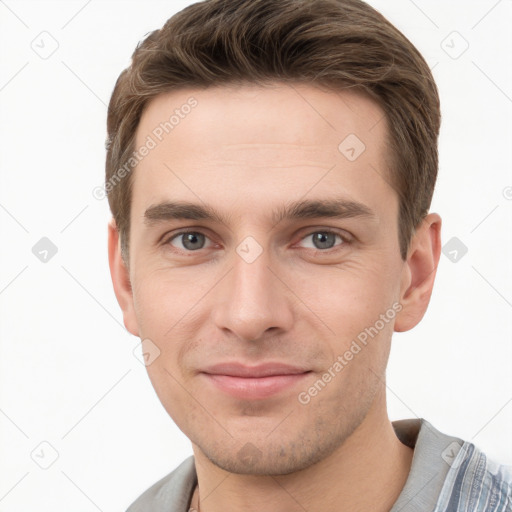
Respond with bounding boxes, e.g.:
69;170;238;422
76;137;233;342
190;388;413;512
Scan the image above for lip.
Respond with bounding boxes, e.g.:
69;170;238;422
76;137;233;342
200;362;312;400
202;362;310;377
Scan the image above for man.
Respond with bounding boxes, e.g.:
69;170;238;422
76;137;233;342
105;0;511;510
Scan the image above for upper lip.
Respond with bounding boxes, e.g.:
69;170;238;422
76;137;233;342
201;362;310;378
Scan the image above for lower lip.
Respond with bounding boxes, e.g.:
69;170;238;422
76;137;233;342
202;373;311;400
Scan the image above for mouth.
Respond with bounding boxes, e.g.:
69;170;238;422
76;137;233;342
200;362;312;400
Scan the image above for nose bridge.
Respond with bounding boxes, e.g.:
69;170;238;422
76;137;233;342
233;249;272;309
212;242;293;341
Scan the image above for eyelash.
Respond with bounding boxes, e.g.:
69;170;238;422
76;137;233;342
163;229;351;254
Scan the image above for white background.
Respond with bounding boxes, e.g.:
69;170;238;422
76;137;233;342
0;0;511;510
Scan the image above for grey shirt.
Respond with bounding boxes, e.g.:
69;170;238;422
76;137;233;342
126;418;512;511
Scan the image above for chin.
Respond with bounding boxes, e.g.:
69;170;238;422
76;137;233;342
194;420;354;476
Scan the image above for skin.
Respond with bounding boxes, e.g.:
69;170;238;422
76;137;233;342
109;83;442;512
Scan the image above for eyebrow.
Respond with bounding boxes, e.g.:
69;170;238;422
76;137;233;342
143;198;376;227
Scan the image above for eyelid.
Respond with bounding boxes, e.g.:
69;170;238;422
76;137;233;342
160;225;212;242
296;226;353;242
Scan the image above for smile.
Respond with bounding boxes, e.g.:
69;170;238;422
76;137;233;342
200;362;312;400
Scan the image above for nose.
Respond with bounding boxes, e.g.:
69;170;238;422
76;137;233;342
211;244;294;342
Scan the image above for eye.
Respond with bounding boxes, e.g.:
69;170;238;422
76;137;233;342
168;231;213;251
299;231;346;250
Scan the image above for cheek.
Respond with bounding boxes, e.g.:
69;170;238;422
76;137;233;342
290;258;401;339
132;267;211;339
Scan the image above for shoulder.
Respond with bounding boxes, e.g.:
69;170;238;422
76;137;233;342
126;456;197;512
391;419;512;512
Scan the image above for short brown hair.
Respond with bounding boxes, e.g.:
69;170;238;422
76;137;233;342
105;0;440;261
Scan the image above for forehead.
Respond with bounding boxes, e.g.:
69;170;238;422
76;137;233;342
136;83;387;152
131;83;394;222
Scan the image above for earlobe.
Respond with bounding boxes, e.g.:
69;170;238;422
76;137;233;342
394;213;442;332
107;219;140;336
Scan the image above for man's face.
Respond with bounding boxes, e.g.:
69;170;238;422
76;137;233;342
122;84;409;474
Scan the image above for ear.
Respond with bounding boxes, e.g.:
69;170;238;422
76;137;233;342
108;219;139;336
394;213;442;332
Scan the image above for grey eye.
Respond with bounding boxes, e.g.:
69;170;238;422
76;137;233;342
172;232;207;251
300;232;343;250
312;232;336;249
